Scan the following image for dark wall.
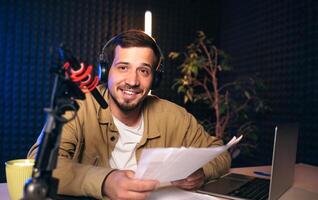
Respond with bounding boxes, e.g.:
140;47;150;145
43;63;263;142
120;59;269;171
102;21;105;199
0;0;219;182
218;0;318;165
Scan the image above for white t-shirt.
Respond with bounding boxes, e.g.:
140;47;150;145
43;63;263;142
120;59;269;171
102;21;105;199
109;114;144;171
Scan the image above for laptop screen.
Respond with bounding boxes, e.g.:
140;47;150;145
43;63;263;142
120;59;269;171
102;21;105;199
269;124;298;199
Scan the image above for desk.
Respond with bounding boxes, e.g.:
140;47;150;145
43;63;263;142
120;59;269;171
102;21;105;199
0;182;9;200
1;163;317;200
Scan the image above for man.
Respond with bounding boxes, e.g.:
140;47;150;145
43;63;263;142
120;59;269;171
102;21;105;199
28;30;231;200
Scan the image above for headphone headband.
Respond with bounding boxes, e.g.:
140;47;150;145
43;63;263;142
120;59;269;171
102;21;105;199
99;30;164;72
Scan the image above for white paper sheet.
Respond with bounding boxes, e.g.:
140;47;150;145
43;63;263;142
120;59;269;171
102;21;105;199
148;187;218;200
135;135;242;183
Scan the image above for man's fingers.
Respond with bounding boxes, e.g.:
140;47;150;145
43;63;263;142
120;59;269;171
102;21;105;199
171;173;205;190
124;170;159;192
172;179;200;187
186;172;204;182
114;190;152;200
185;178;204;189
171;169;204;186
174;179;204;190
186;168;205;181
176;168;205;189
125;190;152;200
125;170;135;178
127;179;159;192
103;170;159;200
171;179;185;185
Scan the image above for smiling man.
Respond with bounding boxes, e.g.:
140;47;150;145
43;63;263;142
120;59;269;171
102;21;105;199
28;30;231;200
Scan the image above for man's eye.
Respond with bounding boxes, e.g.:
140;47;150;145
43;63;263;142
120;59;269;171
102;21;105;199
118;66;128;71
139;68;151;76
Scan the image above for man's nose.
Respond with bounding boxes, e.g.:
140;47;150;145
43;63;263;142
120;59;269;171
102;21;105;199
125;71;140;86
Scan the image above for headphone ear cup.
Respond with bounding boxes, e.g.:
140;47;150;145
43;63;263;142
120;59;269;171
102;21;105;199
151;70;162;90
98;61;109;84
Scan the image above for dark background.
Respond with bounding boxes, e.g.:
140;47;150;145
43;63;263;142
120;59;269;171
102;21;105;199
1;0;317;182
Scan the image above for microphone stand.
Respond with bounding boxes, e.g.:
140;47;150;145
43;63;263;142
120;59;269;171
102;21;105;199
22;55;85;200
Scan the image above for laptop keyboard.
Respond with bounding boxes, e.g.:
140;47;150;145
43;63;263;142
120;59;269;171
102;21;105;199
228;178;270;200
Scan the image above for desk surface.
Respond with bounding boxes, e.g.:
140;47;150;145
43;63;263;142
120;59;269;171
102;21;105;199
0;182;9;200
1;163;317;200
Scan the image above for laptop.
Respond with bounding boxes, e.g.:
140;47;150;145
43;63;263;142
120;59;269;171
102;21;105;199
198;123;299;200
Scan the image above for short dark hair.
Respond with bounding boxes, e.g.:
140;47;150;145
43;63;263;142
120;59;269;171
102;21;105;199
101;29;162;70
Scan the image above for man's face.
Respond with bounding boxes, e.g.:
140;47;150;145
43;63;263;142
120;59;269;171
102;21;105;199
107;46;155;112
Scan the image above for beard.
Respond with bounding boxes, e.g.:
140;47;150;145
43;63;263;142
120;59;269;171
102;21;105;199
109;88;144;112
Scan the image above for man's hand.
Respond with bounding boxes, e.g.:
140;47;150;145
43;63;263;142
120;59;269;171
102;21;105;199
171;168;205;190
103;170;159;200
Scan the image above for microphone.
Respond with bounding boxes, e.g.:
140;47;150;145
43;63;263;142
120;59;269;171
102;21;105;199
58;46;108;109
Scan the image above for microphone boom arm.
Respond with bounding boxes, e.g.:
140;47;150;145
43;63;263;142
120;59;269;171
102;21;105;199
22;48;87;200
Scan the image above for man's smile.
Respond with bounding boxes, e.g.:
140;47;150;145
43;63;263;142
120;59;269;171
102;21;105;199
118;86;143;100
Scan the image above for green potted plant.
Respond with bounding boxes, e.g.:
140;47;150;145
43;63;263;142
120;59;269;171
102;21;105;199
169;31;270;160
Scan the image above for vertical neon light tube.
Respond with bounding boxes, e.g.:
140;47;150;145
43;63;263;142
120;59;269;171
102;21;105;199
145;10;153;94
144;10;152;36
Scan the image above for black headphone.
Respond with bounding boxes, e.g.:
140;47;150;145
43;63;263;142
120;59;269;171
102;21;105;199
98;30;164;90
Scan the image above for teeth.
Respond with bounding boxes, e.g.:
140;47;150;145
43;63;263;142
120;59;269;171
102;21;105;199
123;90;134;95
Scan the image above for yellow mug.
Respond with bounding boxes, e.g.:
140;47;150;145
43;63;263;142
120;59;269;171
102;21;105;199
5;159;35;200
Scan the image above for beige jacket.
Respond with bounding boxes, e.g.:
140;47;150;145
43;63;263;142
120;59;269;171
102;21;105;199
28;86;231;199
